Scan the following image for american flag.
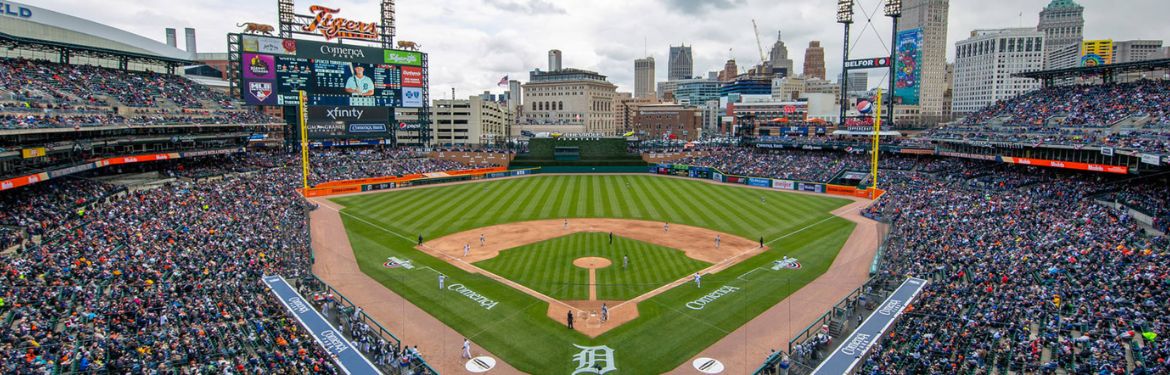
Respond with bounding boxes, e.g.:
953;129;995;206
497;75;509;86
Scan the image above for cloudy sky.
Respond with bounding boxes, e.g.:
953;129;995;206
27;0;1170;97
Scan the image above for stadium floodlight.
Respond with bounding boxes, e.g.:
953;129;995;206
837;0;854;24
884;0;902;18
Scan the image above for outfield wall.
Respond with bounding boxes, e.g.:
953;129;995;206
301;167;537;197
650;163;885;199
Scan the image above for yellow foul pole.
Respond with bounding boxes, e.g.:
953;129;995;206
871;89;882;199
299;90;310;190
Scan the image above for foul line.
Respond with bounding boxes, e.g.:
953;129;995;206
315;200;578;314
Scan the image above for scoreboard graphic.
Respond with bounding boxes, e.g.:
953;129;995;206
234;35;426;108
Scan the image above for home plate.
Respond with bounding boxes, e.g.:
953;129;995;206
693;357;725;374
466;356;496;372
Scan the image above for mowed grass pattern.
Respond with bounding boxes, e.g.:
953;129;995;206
475;233;710;301
334;175;847;241
333;175;857;373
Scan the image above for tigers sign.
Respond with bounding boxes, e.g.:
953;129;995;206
302;5;378;41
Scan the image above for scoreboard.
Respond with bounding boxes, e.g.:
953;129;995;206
237;35;425;108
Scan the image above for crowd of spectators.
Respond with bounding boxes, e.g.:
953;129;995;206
308;148;497;185
959;80;1170;128
0;150;456;373
927;80;1170;153
855;162;1169;374
1;58;277;130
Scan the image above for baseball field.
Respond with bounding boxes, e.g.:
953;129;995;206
324;174;859;373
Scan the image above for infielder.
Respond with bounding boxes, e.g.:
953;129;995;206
462;338;471;359
563;219;568;229
664;222;669;232
438;274;445;289
463;243;470;257
601;303;609;322
715;235;721;248
694;272;701;288
479;234;485;247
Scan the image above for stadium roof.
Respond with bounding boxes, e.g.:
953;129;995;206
1013;58;1170;81
0;1;194;61
0;31;194;66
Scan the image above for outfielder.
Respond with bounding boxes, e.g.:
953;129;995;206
438;274;445;289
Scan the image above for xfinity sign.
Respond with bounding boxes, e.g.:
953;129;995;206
308;106;389;122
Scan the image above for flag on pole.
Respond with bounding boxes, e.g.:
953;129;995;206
498;75;509;86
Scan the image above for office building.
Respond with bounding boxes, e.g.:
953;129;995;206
632;104;702;140
674;78;722;106
433;95;513;145
718;59;738;81
953;28;1045;114
768;31;794;78
634;57;656;99
656;81;679;102
669;44;694;80
772;76;806;101
1037;0;1084;69
507;80;523;114
898;0;949;121
520;68;618;135
1113;40;1165;63
803;41;826;79
838;71;869;96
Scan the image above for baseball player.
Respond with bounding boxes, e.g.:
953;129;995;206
462;338;472;359
601;303;609;322
715;235;721;248
564;219;568;229
479;234;485;247
623;255;629;270
438;274;445;289
664;222;669;232
463;243;470;257
694;272;702;288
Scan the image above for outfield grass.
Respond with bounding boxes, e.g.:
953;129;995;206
332;175;856;373
475;232;711;301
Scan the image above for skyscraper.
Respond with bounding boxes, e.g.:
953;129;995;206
803;41;826;79
548;50;562;71
668;45;693;80
768;31;794;78
634;57;656;99
1037;0;1084;69
897;0;949;120
718;59;738;82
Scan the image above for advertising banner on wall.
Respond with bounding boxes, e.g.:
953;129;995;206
748;177;772;188
894;28;923;105
773;179;795;190
306;106;391;138
243;53;276;80
1141;154;1162;166
1000;156;1128;174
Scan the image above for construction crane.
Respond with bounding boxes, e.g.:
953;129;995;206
751;19;767;73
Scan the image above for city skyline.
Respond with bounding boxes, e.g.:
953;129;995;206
28;0;1170;96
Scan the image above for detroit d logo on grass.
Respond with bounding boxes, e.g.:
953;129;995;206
572;345;617;375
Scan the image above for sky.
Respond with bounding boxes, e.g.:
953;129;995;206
25;0;1170;98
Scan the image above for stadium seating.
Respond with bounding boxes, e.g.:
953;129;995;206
930;80;1170;154
0;149;498;373
0;58;278;129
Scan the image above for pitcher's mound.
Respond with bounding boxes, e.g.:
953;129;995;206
572;257;612;269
